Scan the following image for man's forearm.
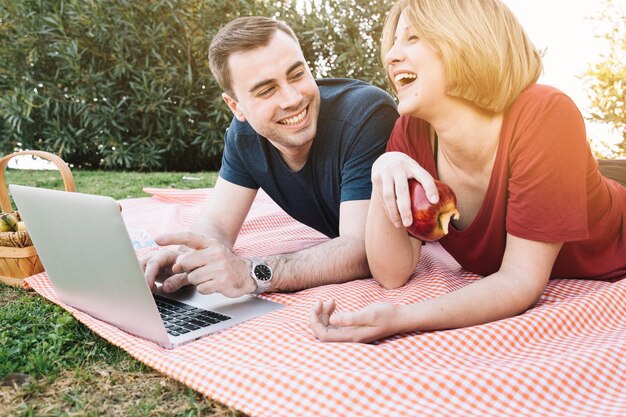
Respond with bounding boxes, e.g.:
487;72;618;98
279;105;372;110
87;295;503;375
191;217;237;250
263;235;370;292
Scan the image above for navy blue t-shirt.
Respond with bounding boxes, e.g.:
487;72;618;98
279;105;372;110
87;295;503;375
219;78;398;238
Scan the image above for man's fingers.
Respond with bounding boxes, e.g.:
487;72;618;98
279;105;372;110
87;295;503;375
162;273;190;293
171;261;185;275
143;261;161;290
142;251;174;289
155;231;211;250
174;251;212;277
138;255;149;271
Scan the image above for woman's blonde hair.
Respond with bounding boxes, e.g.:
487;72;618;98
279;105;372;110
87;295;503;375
381;0;543;113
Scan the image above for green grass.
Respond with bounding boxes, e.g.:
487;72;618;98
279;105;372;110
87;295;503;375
4;169;219;200
0;169;246;417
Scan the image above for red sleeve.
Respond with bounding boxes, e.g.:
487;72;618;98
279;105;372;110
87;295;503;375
386;116;411;153
506;87;589;242
385;116;437;177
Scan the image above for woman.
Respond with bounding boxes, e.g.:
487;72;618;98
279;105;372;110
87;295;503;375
309;0;626;343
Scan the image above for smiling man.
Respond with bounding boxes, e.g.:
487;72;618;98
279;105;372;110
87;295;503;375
142;16;398;297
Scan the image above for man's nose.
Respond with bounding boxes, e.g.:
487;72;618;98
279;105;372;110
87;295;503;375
279;85;303;109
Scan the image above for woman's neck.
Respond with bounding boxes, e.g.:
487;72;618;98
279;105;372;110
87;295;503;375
429;104;503;175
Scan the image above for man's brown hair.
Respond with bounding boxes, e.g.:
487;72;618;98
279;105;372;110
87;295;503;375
209;16;299;98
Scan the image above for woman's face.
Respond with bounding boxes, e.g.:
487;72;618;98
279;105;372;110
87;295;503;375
384;11;447;118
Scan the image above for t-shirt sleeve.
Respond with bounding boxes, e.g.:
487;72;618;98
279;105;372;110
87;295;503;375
340;104;398;202
506;91;589;242
386;116;411;154
385;116;436;177
218;125;259;189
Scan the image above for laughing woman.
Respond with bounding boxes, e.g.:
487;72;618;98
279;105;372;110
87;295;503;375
310;0;626;343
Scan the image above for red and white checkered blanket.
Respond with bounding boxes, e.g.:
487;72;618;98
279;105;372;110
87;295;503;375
26;188;626;417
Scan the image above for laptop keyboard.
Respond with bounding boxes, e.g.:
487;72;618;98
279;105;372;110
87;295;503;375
154;295;231;337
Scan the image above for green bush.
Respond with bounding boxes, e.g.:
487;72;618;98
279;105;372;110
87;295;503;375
583;0;626;157
282;0;395;90
0;0;393;171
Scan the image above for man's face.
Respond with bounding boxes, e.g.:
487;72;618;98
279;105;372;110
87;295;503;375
222;30;321;157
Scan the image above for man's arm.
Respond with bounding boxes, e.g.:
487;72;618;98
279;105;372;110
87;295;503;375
142;176;256;292
158;198;372;296
189;176;257;248
267;199;371;292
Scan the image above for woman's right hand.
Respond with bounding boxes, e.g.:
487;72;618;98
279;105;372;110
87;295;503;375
371;152;439;228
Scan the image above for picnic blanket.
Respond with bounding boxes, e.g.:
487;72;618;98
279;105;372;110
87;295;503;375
26;188;626;417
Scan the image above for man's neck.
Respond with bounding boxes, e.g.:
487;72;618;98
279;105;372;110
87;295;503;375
275;143;313;172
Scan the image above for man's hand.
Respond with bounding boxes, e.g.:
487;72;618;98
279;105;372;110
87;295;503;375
140;248;185;294
155;231;257;298
308;299;404;343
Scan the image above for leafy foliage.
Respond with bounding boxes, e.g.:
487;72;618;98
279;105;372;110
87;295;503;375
583;0;626;157
0;0;394;171
281;0;395;89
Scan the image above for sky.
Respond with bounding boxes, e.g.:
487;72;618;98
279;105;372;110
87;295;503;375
502;0;621;147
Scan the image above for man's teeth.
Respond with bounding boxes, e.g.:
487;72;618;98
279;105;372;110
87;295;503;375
395;73;417;86
279;108;307;125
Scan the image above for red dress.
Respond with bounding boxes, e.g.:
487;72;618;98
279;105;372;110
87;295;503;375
386;84;626;279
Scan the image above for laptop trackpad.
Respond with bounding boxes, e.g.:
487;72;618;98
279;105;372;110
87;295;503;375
157;284;282;317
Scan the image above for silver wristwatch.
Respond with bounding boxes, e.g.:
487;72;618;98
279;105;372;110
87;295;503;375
248;257;273;295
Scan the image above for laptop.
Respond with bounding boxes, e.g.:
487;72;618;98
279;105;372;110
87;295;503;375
10;184;283;349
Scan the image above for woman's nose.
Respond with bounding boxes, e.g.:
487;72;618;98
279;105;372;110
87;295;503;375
384;43;404;66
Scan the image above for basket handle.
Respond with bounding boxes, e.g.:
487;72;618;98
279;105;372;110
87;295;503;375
0;150;76;213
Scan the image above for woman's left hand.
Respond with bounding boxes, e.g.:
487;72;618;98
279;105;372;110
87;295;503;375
309;299;404;343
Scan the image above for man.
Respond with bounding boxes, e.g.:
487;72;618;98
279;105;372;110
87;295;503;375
142;16;398;297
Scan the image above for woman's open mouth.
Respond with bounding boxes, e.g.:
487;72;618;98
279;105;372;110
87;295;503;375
395;72;417;88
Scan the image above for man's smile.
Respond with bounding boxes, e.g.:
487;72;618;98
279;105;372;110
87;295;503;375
278;107;308;125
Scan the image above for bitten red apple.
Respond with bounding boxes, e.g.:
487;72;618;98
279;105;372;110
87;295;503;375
406;179;460;241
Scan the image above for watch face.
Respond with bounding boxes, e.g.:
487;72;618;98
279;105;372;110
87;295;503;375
253;264;272;281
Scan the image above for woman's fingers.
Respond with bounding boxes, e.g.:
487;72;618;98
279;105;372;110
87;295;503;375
380;172;403;228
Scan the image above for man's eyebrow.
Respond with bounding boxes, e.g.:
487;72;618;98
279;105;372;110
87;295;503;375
248;61;305;93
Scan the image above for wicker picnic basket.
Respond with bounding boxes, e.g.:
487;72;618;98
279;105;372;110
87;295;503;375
0;150;75;287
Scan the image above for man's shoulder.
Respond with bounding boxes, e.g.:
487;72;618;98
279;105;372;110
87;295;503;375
226;117;258;141
317;78;393;102
316;78;397;123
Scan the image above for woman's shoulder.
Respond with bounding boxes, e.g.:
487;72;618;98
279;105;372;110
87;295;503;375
509;84;578;115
